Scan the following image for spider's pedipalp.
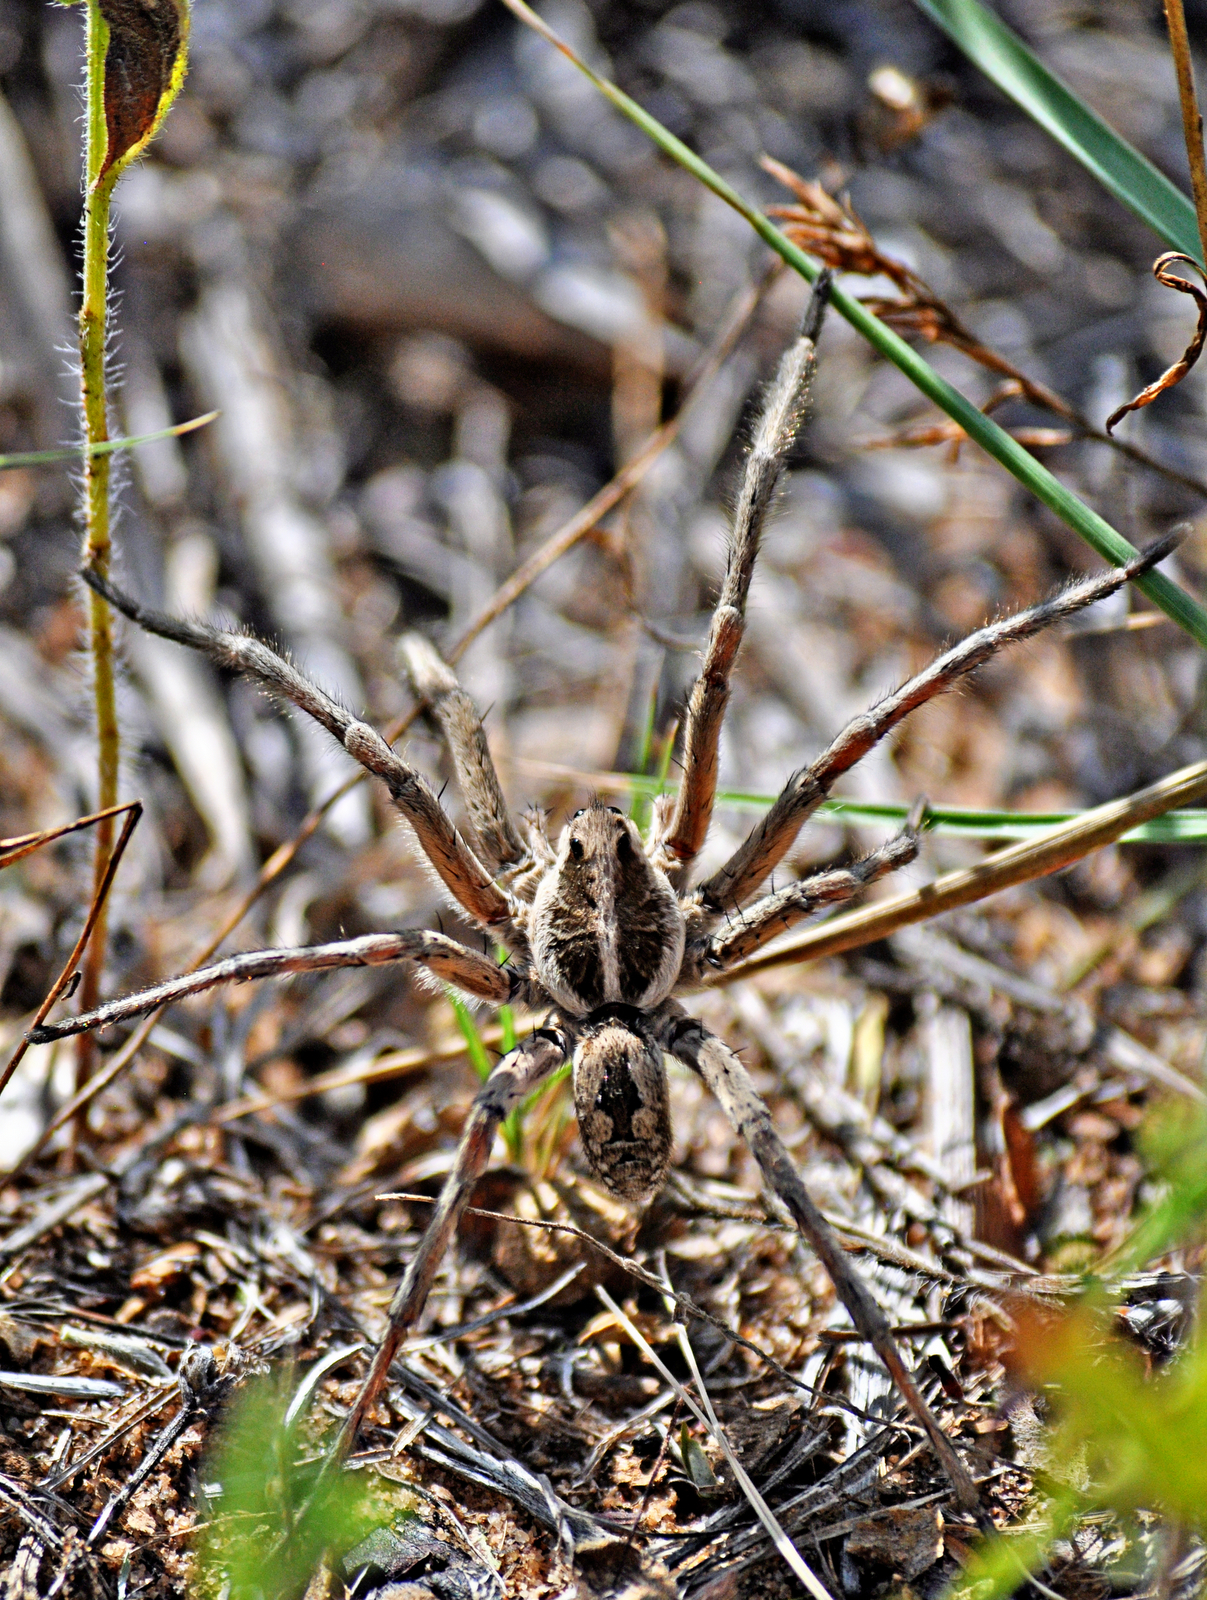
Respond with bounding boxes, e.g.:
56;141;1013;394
697;527;1185;919
654;272;833;881
82;567;519;937
333;1022;571;1458
686;815;921;978
27;930;524;1043
399;633;529;872
657;1005;981;1513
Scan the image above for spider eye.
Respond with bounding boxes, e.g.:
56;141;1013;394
569;837;585;861
572;808;585;820
606;805;623;815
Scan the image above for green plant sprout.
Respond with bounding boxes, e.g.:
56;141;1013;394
192;1367;391;1600
949;1109;1207;1600
0;411;216;472
447;984;571;1170
590;770;1207;845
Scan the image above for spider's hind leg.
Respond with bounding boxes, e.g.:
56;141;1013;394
658;1005;981;1513
332;1021;571;1459
399;634;530;877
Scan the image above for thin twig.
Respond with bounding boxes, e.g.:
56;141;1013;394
5;1014;155;1183
597;1285;833;1600
446;267;767;663
0;802;135;871
761;158;1207;499
87;1348;223;1547
0;800;142;1106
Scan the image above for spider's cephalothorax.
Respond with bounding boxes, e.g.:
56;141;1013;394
530;803;684;1014
44;273;1180;1508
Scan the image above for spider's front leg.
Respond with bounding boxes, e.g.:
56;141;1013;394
695;525;1184;922
80;568;526;945
652;272;833;884
399;634;531;877
657;1005;982;1515
333;1022;571;1459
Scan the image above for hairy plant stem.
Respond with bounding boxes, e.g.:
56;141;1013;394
76;0;122;1107
1164;0;1207;269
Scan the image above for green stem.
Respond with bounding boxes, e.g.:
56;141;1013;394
76;0;121;1095
500;0;1207;652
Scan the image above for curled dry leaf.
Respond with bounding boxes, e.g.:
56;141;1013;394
1106;252;1207;433
97;0;188;182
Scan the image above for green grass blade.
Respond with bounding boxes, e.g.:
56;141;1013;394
605;769;1207;843
629;686;659;830
0;411;219;471
912;0;1201;265
500;0;1207;651
446;987;493;1082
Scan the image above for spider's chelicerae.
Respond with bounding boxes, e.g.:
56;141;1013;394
39;278;1175;1507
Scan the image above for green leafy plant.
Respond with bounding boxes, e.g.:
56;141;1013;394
910;0;1203;262
447;984;571;1169
589;769;1207;846
950;1108;1207;1599
192;1368;391;1600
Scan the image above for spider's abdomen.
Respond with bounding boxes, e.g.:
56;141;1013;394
573;1006;672;1202
530;805;685;1015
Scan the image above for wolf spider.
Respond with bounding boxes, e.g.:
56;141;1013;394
36;278;1174;1508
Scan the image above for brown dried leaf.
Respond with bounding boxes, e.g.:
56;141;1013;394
1106;253;1207;433
487;1171;638;1302
98;0;186;180
845;1505;944;1580
129;1239;200;1295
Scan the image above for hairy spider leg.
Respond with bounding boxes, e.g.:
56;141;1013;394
695;526;1184;924
657;1005;982;1515
80;569;524;943
683;808;923;981
399;633;530;874
657;271;834;883
27;930;524;1043
331;1023;570;1461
